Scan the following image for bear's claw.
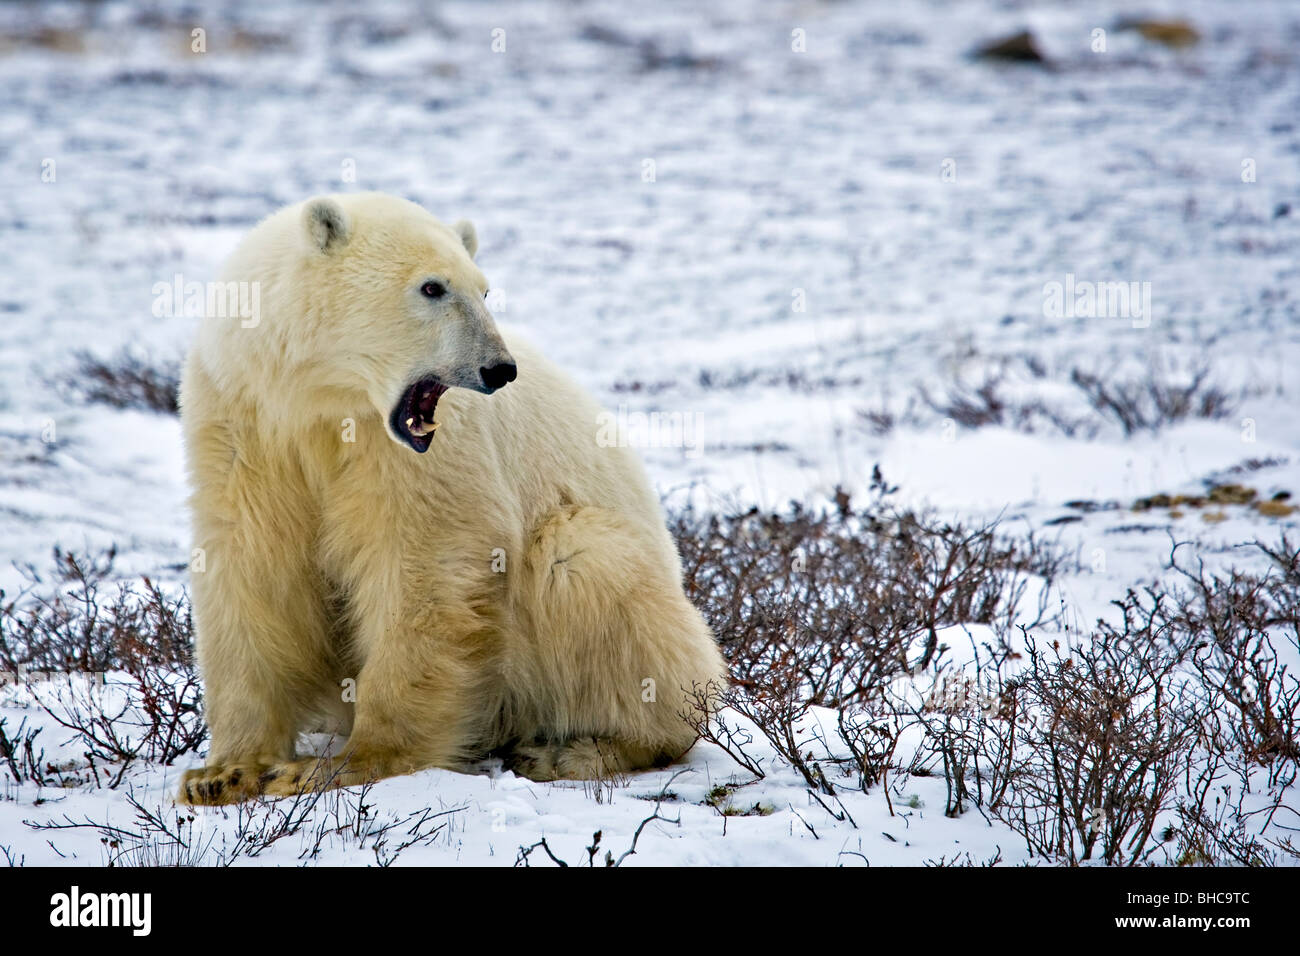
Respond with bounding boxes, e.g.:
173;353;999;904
179;763;274;805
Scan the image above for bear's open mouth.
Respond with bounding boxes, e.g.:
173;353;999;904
389;377;448;453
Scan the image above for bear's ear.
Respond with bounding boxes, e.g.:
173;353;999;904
304;198;351;254
452;219;477;259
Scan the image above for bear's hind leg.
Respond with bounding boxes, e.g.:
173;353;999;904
504;736;677;783
510;505;727;779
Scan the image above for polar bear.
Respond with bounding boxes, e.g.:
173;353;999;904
178;193;725;804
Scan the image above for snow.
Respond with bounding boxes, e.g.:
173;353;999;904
1;0;1298;865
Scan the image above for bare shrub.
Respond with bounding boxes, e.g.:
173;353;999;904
0;716;47;787
902;668;1018;818
1;548;191;674
1151;537;1300;864
983;536;1299;866
515;770;686;867
0;549;204;783
1171;538;1300;777
680;681;766;779
671;471;1064;710
1170;748;1278;866
924;847;1004;867
671;471;1066;800
1069;363;1237;436
835;702;903;793
54;349;180;415
860;355;1244;439
918;368;1087;436
993;616;1198;865
30;780;464;866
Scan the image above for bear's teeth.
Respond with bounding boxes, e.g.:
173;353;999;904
410;420;439;437
405;417;415;428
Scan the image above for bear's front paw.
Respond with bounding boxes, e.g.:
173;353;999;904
178;763;276;805
179;756;346;804
256;756;349;799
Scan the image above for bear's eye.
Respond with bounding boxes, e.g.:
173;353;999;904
420;281;447;299
483;289;490;300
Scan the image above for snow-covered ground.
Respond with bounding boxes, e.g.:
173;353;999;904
1;0;1298;865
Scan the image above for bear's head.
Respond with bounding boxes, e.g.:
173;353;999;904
295;193;516;453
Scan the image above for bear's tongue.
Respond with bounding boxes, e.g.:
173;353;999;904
405;381;447;438
417;384;443;418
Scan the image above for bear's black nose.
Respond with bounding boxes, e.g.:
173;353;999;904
480;362;518;391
